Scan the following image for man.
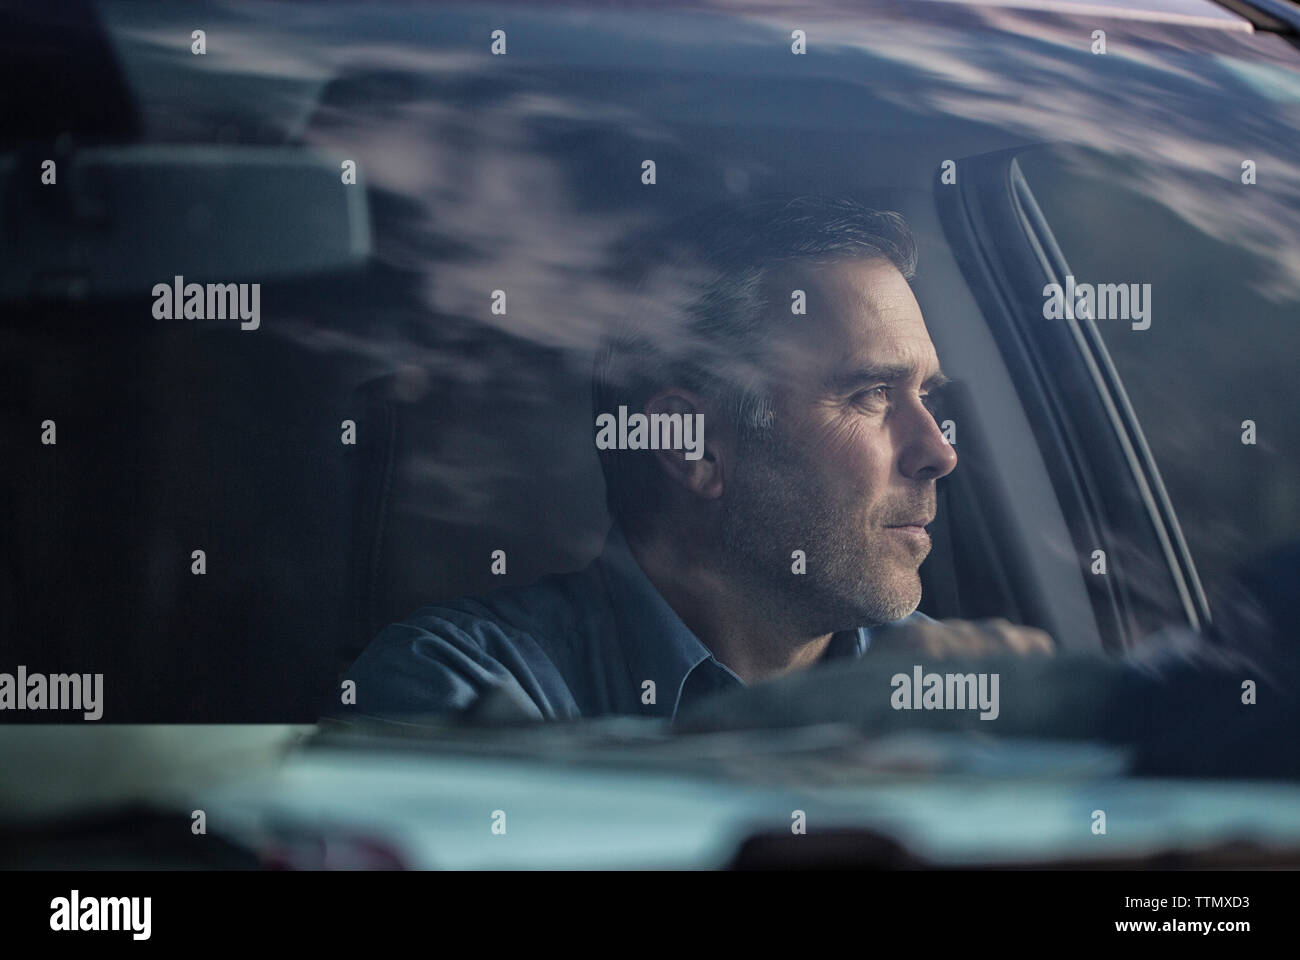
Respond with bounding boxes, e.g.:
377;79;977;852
340;197;1053;723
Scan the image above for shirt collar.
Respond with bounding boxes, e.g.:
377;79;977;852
596;524;716;719
595;524;877;719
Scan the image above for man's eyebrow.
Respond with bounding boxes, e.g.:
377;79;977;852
825;364;952;392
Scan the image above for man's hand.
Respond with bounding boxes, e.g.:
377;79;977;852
871;617;1055;658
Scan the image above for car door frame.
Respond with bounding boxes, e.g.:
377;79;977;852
936;146;1213;652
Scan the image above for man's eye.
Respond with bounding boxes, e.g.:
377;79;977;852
854;386;890;406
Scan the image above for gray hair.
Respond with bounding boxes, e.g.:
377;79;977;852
593;195;917;536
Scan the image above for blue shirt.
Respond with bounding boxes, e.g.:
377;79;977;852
339;525;933;722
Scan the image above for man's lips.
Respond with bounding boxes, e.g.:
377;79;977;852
885;518;932;552
884;516;934;529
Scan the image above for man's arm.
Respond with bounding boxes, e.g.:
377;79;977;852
328;609;579;722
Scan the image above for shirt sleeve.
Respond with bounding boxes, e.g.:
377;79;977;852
330;608;576;722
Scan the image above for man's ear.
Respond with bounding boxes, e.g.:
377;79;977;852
644;388;726;501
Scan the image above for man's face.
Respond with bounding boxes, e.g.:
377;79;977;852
719;257;958;630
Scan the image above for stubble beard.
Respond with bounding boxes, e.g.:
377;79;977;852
718;429;924;632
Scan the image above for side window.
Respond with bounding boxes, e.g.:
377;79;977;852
1017;145;1300;646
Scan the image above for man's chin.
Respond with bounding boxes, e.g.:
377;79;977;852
882;596;922;624
808;583;920;631
857;571;922;625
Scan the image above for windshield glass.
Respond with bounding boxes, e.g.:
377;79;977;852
4;0;1299;871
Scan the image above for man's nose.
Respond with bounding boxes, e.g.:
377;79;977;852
898;404;958;481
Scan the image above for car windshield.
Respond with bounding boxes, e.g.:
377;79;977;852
3;0;1299;870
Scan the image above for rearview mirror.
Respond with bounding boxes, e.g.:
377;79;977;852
0;145;370;302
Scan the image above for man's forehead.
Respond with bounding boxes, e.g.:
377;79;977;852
765;256;942;382
771;254;907;303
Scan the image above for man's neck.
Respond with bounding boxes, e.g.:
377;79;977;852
624;527;833;685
